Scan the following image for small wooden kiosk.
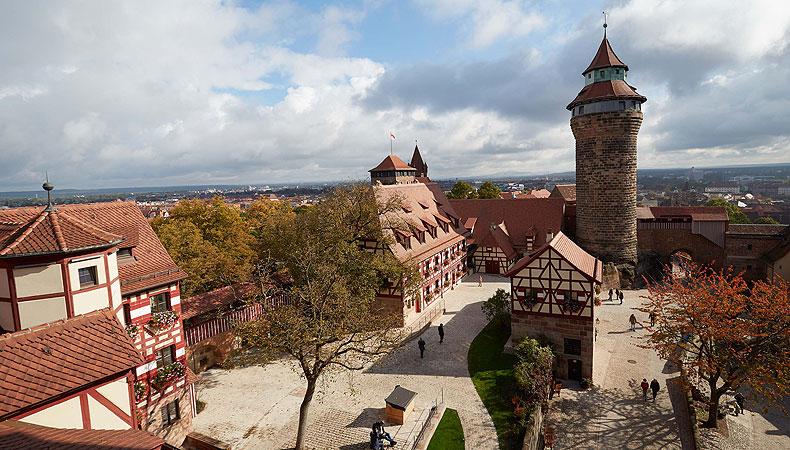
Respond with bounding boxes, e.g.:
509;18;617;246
384;385;417;425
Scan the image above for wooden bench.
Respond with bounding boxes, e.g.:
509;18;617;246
544;427;555;449
553;381;562;397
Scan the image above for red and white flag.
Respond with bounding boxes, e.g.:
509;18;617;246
390;133;395;140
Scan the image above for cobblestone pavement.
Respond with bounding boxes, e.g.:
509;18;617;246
192;274;508;450
700;391;790;450
545;289;689;450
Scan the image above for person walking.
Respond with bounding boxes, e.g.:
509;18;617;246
478;275;483;287
619;291;624;305
418;337;426;358
734;392;745;415
608;288;613;302
438;323;444;344
641;379;649;402
650;379;660;401
648;312;655;327
615;289;620;301
629;314;637;331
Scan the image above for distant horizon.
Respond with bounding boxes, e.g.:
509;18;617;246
3;160;790;199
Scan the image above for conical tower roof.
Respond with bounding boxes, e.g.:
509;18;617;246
583;37;628;74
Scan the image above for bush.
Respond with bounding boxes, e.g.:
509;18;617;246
513;337;554;413
481;288;511;328
580;377;593;390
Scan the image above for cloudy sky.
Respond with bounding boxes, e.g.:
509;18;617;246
1;0;789;191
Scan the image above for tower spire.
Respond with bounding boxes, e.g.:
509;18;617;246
602;11;608;38
42;172;55;211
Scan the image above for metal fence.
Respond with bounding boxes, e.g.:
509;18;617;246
401;388;444;450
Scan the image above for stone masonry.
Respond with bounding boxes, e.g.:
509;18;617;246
512;313;595;381
572;110;642;280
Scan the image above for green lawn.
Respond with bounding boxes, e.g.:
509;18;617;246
468;320;521;449
426;408;464;450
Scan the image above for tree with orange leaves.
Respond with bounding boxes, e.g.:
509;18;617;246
640;262;790;428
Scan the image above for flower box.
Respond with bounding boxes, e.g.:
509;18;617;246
134;381;148;401
151;362;186;391
593;297;602;306
147;310;178;333
126;324;140;339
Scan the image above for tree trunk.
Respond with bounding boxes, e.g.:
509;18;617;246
294;377;318;450
704;388;721;428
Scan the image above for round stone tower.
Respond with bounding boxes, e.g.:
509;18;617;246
567;28;646;286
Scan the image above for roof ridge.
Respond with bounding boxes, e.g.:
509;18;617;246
48;211;68;250
0;209;49;256
57;210;124;244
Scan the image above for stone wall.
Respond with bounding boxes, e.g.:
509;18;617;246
571;111;642;273
511;313;594;381
144;387;193;447
726;234;783;282
521;401;545;450
637;228;726;271
186;329;235;374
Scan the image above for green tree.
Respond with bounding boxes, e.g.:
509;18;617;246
477;181;502;199
235;183;420;450
512;337;554;425
704;198;751;224
152;196;255;297
446;181;478;199
481;288;511;328
754;216;779;224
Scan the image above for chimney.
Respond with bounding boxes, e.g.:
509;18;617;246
546;228;554;242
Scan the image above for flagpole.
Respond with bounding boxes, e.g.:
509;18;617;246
390;132;393;155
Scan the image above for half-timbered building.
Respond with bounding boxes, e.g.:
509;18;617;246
370;155;469;327
505;231;602;381
0;185;194;446
449;198;566;274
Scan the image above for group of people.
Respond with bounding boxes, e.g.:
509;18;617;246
369;422;396;449
417;323;444;358
607;288;625;304
640;378;661;402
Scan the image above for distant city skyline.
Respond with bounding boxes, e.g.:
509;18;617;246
1;0;789;190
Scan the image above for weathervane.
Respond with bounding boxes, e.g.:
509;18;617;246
602;11;608;37
42;171;55;211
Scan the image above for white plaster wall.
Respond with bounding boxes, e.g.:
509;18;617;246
88;395;128;430
110;280;122;314
0;270;9;298
95;378;132;416
73;288;111;316
14;264;63;297
108;253;119;280
68;257;106;289
18;296;66;329
20;396;82;429
0;301;13;331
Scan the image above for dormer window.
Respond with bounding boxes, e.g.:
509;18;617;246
78;267;98;288
117;247;136;264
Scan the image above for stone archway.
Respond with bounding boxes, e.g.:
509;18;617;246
670;249;694;276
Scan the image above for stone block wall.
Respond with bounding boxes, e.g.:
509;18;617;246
571;111;642;268
185;329;235;374
637;228;726;271
726;234;783;282
511;313;594;381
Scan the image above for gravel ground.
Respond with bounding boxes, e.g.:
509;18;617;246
192;274;508;450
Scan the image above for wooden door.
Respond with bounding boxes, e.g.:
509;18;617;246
485;259;499;274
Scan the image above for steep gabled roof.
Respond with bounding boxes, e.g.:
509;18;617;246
0;201;187;295
0;208;123;257
369;155;416;172
550;184;576;202
0;420;168;450
0;309;143;418
410;145;427;174
505;231;601;282
449;198;565;251
584;37;628;74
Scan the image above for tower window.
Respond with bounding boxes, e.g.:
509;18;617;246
78;267;98;288
599;70;605;78
632;101;637;109
587;73;591;79
615;69;620;74
619;101;626;110
578;106;584;114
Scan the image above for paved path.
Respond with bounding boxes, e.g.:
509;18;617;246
701;389;790;450
192;274;508;450
545;289;691;450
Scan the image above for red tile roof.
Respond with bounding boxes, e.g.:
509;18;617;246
583;37;628;74
550;184;576;202
0;202;186;295
726;224;788;236
0;208;123;257
376;182;468;261
449;198;565;252
0;420;167;450
0;309;143;418
506;231;601;282
637;206;729;222
567;79;646;110
181;282;259;320
369;155;416;172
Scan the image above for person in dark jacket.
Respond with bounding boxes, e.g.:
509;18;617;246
418;337;426;358
640;379;649;402
650;379;660;401
619;291;624;305
370;427;383;450
438;323;444;344
734;392;745;415
608;288;613;302
374;422;396;446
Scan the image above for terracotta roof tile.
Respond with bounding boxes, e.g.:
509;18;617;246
369;155;416;172
449;198;565;251
376;182;468;261
567;79;646;110
0;309;143;418
182;282;259;320
640;206;729;222
0;202;186;295
0;420;167;450
506;231;601;282
726;224;788;236
550;184;576;202
583;37;628;73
